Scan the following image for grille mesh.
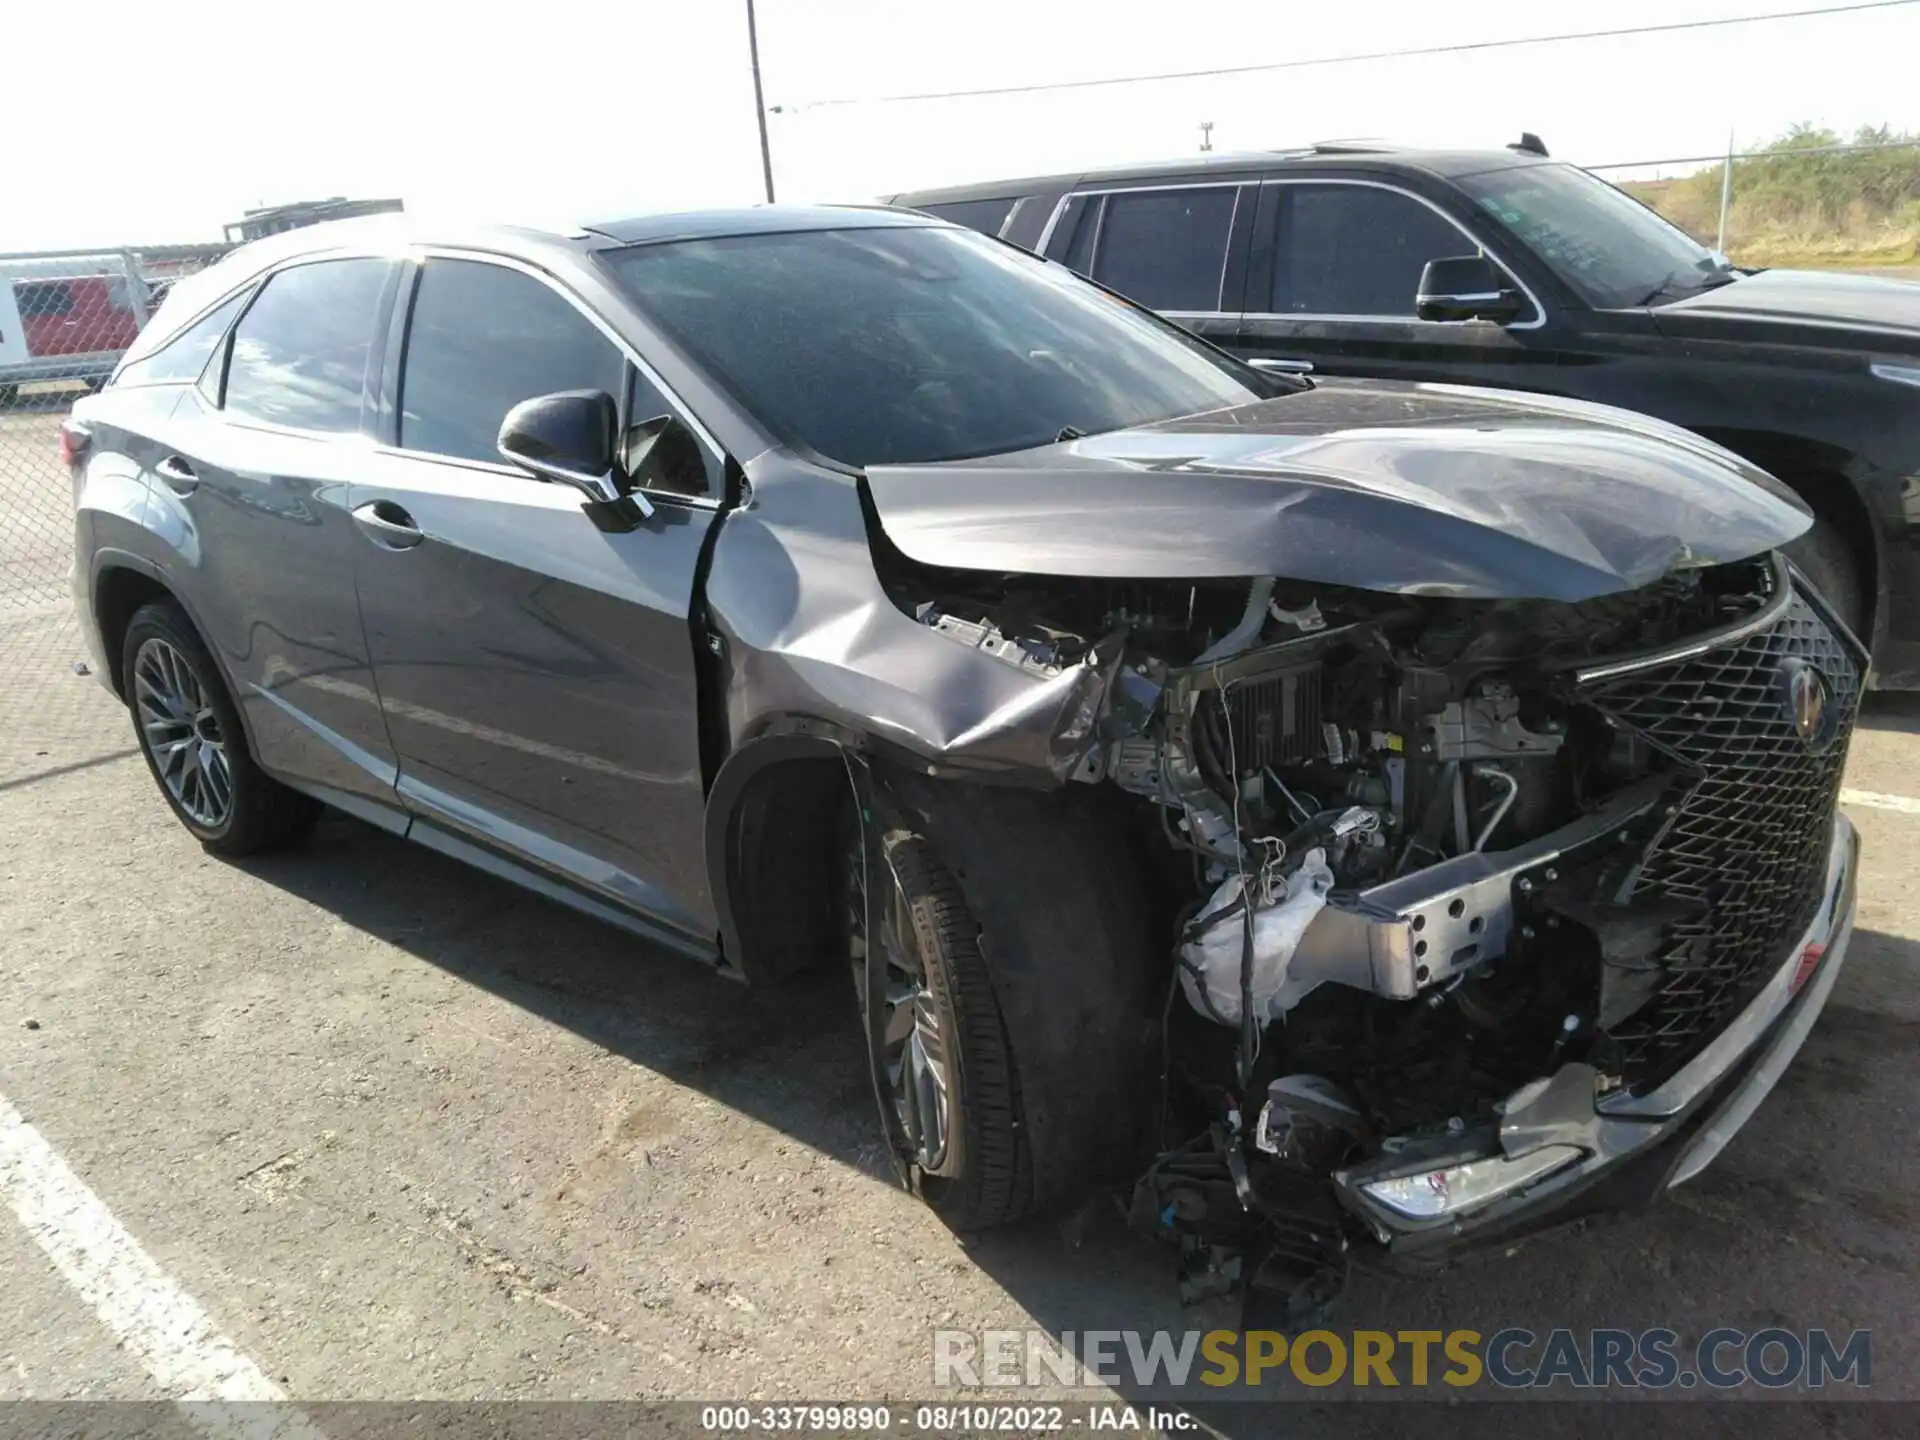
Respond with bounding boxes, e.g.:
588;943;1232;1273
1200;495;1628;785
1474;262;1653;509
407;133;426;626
1582;591;1858;1091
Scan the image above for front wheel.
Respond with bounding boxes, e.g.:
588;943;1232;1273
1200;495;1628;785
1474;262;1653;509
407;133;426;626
843;771;1159;1231
1786;517;1867;640
845;815;1029;1229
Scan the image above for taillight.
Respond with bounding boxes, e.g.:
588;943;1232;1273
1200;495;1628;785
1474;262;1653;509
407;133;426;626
58;421;90;470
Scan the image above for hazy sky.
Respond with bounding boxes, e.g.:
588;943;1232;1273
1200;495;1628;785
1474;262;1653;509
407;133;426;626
6;0;1918;251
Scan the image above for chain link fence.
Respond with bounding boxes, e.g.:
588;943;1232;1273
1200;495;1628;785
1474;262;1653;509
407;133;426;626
1590;137;1920;270
0;247;225;773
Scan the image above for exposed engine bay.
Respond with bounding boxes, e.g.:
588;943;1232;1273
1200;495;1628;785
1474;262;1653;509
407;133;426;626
892;549;1790;1312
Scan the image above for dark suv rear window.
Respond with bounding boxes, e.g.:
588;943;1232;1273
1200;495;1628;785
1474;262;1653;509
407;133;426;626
913;198;1015;236
1089;187;1237;312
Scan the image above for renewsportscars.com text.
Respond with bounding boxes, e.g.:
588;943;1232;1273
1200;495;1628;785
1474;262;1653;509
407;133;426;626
932;1327;1871;1391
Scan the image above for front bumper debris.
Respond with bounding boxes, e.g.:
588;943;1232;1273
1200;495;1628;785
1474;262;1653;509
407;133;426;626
1333;810;1859;1263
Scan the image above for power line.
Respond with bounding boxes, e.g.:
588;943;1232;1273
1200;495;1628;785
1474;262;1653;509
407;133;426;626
776;0;1920;112
1587;137;1920;171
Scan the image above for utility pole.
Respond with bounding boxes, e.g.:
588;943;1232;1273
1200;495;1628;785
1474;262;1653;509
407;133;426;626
746;0;776;203
1199;120;1215;152
1715;126;1734;256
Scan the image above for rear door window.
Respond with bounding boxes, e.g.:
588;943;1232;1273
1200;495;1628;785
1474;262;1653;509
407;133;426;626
222;259;391;432
397;258;626;467
1270;184;1469;316
1087;186;1238;312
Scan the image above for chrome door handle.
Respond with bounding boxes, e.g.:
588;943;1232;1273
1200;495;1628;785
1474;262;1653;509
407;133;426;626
155;455;198;494
352;500;424;550
1249;357;1314;375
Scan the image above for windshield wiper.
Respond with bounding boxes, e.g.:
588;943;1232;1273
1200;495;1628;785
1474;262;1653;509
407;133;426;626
1634;271;1686;307
1056;425;1086;443
1636;262;1740;308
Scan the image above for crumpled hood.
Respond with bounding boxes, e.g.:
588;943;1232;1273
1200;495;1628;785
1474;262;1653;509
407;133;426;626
863;380;1812;601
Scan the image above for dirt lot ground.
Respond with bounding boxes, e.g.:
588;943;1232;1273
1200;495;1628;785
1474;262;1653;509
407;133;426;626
2;401;1917;1437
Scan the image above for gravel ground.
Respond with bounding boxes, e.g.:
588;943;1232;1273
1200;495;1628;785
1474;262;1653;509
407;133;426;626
1;423;1917;1432
0;408;73;612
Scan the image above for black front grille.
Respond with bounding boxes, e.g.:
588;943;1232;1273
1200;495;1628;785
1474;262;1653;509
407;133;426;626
1582;590;1858;1091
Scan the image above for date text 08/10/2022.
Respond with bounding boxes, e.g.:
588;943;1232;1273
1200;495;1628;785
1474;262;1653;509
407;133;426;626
700;1405;1199;1432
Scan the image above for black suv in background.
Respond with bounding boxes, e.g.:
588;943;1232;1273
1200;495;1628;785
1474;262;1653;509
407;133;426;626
893;143;1920;686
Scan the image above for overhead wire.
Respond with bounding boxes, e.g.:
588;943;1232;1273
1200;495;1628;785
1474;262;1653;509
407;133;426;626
778;1;1920;111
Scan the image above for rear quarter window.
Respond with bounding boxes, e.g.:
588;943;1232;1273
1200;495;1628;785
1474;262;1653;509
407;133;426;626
113;291;248;389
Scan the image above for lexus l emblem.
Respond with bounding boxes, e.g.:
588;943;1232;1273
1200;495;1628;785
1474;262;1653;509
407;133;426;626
1778;659;1832;748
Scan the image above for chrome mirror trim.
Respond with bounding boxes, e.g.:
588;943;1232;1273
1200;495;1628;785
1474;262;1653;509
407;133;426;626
495;444;654;518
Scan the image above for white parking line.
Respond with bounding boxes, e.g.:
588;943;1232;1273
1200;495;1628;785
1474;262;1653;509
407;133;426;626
0;1093;326;1438
1841;787;1920;815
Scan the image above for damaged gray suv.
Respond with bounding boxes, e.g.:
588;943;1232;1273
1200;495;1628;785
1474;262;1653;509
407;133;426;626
68;206;1861;1299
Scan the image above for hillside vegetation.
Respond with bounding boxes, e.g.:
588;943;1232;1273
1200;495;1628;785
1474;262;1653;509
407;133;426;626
1619;124;1920;269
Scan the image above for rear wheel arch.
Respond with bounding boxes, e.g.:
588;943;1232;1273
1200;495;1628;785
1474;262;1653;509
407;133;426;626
120;596;320;853
92;558;268;758
93;560;177;699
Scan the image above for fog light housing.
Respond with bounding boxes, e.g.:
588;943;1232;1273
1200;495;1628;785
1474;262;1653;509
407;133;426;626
1360;1144;1583;1220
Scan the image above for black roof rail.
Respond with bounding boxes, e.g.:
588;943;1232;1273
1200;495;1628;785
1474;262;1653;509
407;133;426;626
1309;138;1397;155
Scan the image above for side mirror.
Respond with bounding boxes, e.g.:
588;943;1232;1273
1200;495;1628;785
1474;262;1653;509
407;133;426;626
498;390;626;505
1416;255;1524;325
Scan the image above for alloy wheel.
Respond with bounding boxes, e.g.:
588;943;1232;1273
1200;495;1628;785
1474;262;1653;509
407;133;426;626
847;830;956;1176
133;638;233;829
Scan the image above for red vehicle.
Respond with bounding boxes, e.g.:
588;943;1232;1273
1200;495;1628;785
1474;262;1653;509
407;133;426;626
0;272;146;403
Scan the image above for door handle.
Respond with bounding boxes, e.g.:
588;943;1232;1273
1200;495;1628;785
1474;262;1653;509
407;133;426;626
352;500;424;550
1249;357;1314;375
154;455;198;494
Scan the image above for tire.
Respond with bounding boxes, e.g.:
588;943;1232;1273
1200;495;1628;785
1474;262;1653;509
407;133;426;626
1786;517;1867;639
122;600;320;854
848;770;1159;1230
855;822;1030;1227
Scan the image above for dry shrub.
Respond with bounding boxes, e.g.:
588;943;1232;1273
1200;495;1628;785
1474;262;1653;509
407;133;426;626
1618;123;1920;269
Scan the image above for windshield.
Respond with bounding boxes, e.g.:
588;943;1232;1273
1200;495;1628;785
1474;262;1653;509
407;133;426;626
602;225;1261;468
1456;162;1730;310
